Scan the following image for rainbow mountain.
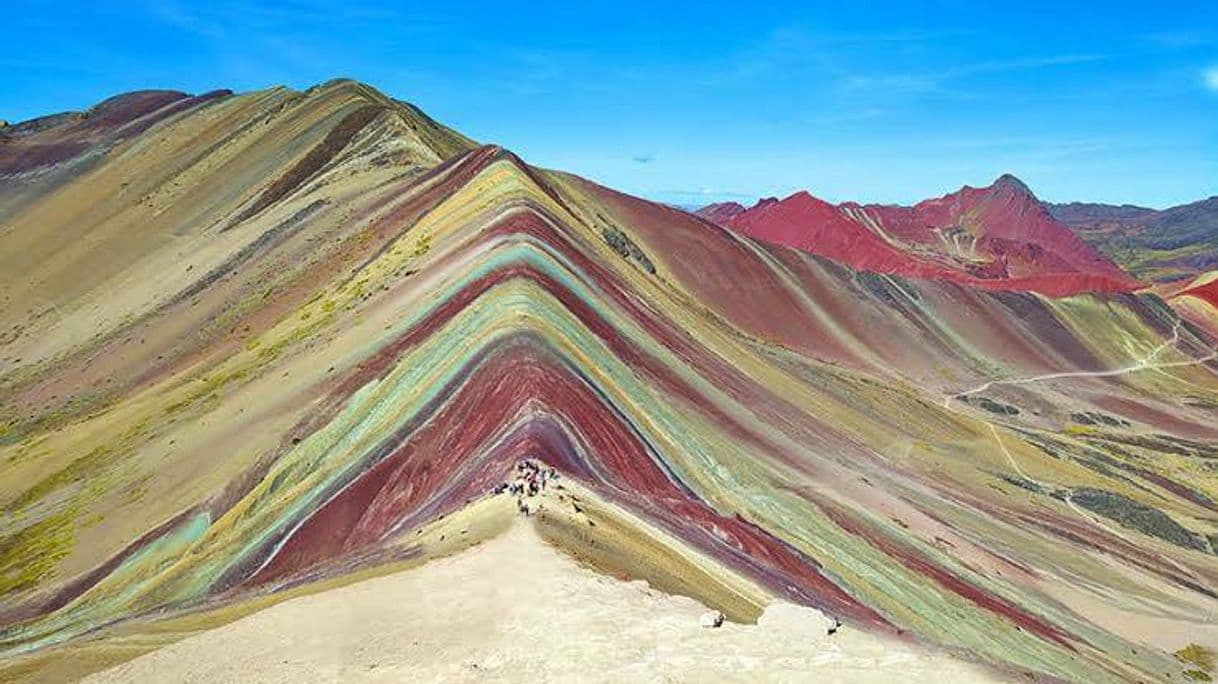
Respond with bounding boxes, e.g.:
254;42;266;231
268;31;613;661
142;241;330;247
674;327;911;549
1;79;1217;682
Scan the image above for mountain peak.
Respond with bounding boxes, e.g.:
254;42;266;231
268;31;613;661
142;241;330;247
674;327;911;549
694;201;747;223
697;172;1136;293
990;173;1034;197
785;189;837;209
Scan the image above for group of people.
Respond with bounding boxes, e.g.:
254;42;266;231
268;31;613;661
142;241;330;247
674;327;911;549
494;459;559;515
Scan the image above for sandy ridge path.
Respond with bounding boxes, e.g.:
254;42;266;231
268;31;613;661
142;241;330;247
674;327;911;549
84;523;998;683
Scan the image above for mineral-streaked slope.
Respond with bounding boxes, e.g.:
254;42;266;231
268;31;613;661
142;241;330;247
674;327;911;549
699;177;1140;296
1161;271;1218;342
2;80;1218;682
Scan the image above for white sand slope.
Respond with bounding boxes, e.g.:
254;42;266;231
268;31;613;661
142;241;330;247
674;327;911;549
86;524;1000;683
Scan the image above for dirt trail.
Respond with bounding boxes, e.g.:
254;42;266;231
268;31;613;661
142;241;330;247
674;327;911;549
946;320;1216;409
84;523;998;684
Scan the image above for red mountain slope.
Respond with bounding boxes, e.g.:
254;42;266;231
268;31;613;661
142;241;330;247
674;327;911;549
703;175;1140;297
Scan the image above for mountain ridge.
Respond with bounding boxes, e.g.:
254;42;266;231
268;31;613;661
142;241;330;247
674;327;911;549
1047;196;1218;282
699;174;1139;297
2;81;1218;683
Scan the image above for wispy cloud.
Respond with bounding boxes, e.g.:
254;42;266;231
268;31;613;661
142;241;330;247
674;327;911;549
663;189;754;198
0;56;110;75
143;0;432;43
149;0;227;38
798;108;888;126
841;74;940;95
843;53;1108;95
1143;31;1210;48
1205;66;1218;92
945;53;1108;78
709;26;977;84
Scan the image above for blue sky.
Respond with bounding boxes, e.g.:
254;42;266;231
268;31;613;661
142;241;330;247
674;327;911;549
3;1;1216;208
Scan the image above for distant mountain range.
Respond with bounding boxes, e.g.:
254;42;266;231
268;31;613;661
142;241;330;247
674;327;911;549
697;175;1139;296
699;182;1218;287
1046;197;1218;282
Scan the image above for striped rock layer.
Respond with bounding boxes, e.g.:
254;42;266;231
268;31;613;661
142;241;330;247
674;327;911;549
2;80;1218;682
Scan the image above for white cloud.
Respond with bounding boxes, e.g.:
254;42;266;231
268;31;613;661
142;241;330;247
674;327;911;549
1205;66;1218;92
663;189;754;198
